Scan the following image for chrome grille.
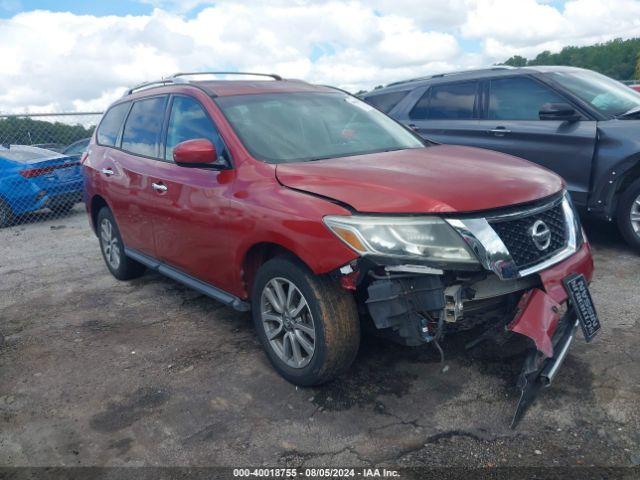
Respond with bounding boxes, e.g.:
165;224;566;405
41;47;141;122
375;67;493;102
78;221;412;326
490;200;568;269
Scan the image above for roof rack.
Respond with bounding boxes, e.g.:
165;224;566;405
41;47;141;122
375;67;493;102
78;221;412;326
385;66;516;88
124;79;180;96
171;71;282;81
124;71;283;96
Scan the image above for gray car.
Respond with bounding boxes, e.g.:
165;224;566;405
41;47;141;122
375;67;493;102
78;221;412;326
361;66;640;250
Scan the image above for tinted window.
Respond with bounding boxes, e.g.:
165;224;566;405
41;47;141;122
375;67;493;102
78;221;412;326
121;97;167;157
488;77;566;120
165;96;224;161
364;91;409;113
410;82;477;120
97;103;130;146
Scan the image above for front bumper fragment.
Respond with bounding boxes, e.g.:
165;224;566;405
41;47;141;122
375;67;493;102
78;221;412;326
507;241;595;428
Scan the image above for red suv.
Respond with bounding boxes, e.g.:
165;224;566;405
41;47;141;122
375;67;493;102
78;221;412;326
83;73;598;420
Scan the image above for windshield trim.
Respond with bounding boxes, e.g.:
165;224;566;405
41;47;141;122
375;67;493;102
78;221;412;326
213;91;427;164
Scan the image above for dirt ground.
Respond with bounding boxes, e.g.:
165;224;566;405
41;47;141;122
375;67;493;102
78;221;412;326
0;207;639;468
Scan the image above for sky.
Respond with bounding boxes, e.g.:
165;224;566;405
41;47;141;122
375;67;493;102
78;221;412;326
1;0;640;113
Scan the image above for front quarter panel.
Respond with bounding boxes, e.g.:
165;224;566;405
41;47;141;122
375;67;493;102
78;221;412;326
226;159;358;299
590;120;640;216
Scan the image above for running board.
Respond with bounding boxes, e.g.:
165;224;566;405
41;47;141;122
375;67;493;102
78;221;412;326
124;248;250;312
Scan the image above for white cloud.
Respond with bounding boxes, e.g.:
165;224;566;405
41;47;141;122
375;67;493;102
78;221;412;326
462;0;567;46
0;0;639;113
463;0;640;62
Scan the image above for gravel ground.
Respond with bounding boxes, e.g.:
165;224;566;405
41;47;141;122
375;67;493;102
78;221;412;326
0;207;638;468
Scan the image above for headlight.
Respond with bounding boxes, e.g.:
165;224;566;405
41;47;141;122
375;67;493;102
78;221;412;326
323;215;479;266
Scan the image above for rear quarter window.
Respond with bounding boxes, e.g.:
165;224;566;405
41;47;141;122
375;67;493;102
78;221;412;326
363;91;409;113
97;102;130;146
410;81;478;120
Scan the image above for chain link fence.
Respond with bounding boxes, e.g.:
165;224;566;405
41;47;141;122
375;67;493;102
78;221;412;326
0;112;102;228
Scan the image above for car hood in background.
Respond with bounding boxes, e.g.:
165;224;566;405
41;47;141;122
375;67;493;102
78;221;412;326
275;145;563;214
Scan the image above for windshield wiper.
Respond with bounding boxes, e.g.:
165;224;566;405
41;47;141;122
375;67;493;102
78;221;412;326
616;106;640;119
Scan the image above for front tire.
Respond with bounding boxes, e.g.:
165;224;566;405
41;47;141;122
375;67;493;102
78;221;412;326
251;257;360;386
617;178;640;251
97;207;146;280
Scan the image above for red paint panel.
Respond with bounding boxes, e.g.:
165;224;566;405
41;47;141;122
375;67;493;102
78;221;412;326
539;242;594;304
276;145;563;214
173;139;217;164
509;289;561;358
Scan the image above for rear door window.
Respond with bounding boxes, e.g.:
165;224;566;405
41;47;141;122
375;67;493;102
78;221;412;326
97;102;130;146
488;77;566;120
410;82;478;120
165;96;225;161
121;96;167;157
364;91;409;113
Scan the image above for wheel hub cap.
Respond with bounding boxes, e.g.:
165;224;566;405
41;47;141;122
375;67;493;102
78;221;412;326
100;218;121;270
260;277;316;369
631;194;640;235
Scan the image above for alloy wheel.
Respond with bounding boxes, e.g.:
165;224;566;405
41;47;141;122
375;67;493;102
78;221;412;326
100;218;121;270
260;277;316;369
631;193;640;236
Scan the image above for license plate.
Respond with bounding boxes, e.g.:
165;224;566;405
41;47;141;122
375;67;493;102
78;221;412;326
563;273;601;342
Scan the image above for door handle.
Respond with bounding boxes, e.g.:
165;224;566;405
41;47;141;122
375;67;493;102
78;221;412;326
408;123;420;131
487;128;512;136
101;168;114;176
152;182;168;193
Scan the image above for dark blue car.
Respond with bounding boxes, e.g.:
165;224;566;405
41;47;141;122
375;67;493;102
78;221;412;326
362;66;640;251
0;145;83;227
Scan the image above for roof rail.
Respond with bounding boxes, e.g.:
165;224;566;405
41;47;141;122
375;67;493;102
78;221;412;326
384;66;517;88
123;71;283;97
171;72;282;81
124;79;181;96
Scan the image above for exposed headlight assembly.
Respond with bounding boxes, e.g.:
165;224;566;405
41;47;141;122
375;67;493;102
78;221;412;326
323;215;479;266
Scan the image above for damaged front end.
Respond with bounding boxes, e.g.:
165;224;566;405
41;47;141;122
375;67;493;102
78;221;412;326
327;192;598;427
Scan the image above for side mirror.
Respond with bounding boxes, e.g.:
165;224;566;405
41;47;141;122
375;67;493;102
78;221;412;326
173;139;225;167
539;103;580;122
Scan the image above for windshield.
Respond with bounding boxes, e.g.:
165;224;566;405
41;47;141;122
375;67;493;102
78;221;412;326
549;69;640;117
215;92;424;163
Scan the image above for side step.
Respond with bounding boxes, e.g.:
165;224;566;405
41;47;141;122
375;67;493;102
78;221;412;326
124;248;250;312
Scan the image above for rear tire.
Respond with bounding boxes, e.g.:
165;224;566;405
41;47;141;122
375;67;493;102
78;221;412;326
251;257;360;386
617;178;640;251
0;200;14;228
97;207;146;280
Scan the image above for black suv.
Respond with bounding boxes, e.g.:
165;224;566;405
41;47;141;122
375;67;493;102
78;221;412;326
362;66;640;250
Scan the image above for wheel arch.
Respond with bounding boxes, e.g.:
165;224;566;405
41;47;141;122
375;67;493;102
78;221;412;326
590;152;640;219
89;194;110;234
240;242;315;299
614;161;640;199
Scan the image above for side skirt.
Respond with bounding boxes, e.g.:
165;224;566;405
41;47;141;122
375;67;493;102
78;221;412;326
124;247;250;312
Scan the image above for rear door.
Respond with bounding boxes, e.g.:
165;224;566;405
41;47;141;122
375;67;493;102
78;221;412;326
397;80;488;146
149;94;235;291
102;96;168;256
477;76;597;205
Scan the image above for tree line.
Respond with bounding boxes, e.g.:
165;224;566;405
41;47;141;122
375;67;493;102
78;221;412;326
502;37;640;80
0;117;95;148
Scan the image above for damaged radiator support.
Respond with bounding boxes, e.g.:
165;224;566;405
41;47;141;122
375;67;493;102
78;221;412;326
365;275;445;346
